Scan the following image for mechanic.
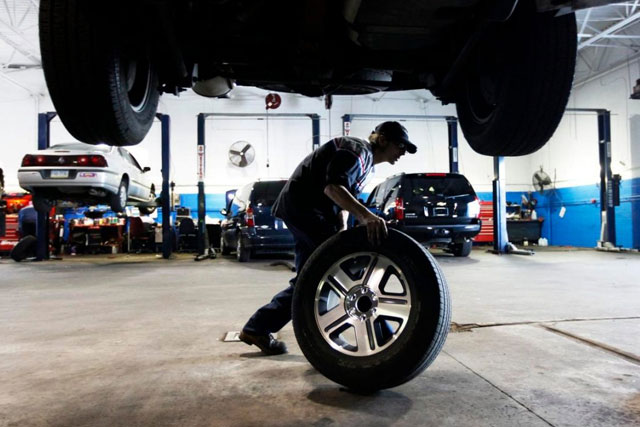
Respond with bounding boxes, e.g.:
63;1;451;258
239;121;417;355
18;201;37;238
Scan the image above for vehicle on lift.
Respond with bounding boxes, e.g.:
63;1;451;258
219;180;294;262
18;143;157;214
365;173;481;257
39;0;614;156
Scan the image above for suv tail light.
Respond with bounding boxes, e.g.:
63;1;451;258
245;206;255;228
20;154;108;167
468;196;481;219
394;197;405;220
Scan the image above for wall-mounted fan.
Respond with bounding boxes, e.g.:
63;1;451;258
228;141;255;167
532;166;552;194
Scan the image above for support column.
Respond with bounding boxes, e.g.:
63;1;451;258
197;113;207;255
342;114;352;136
36;112;57;261
158;113;172;259
447;117;459;174
492;156;508;253
598;110;616;247
310;114;321;150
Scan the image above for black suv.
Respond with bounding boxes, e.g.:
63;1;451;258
220;180;294;262
366;173;481;257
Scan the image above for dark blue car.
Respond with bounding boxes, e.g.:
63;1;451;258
219;179;294;262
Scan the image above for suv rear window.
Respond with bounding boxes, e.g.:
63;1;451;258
403;175;475;202
250;181;287;206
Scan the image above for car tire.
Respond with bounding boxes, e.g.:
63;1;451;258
451;239;473;257
236;234;251;262
10;236;37;262
110;180;128;213
32;194;52;214
292;227;451;392
220;235;231;255
455;4;576;156
139;186;156;216
39;0;160;146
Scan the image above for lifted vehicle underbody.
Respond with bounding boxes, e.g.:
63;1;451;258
40;0;613;155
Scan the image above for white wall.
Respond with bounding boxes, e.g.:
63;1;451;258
0;70;505;197
523;58;640;190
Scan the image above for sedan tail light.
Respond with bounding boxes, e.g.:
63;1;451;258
245;206;255;228
21;155;35;166
394;197;405;221
89;155;108;167
20;154;108;167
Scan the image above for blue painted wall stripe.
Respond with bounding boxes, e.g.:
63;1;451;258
172;177;639;249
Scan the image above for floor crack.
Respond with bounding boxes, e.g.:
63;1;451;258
450;316;640;333
539;324;640;366
444;350;556;427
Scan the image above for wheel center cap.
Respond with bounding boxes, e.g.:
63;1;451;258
345;285;378;321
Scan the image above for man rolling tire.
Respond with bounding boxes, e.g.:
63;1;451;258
239;122;417;355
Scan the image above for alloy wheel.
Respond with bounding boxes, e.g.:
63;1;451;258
314;252;412;357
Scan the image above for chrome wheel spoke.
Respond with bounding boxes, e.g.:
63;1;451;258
326;275;349;296
366;257;396;294
353;319;376;356
327;268;357;293
376;298;411;322
317;305;349;334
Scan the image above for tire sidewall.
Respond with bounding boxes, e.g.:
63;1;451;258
456;6;576;156
112;52;160;142
111;180;128;213
10;235;37;262
236;233;250;262
293;227;448;390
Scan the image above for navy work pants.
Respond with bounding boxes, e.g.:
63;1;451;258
243;219;337;335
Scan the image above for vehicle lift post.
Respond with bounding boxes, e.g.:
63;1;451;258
491;156;509;253
565;108;617;248
196;112;321;256
36;112;57;261
156;113;173;259
492;108;617;253
341;114;460;173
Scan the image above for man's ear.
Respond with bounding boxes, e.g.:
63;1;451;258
378;135;389;148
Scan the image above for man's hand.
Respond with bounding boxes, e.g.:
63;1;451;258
323;184;388;245
359;210;388;246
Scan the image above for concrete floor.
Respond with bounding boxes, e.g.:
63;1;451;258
0;247;639;427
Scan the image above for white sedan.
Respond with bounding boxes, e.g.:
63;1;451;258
18;143;156;213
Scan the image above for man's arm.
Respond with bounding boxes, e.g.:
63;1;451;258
324;184;387;245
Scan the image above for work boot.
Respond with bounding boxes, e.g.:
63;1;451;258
239;330;287;355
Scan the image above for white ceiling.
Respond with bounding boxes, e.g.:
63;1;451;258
1;1;639;94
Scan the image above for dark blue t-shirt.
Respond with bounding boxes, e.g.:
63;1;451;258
272;137;374;227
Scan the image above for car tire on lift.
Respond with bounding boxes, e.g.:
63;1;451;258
39;0;160;146
292;227;451;392
110;180;128;213
236;234;251;262
451;239;473;257
10;235;37;262
139;186;156;216
455;2;576;156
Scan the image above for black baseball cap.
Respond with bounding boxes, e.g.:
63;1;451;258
374;121;417;154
